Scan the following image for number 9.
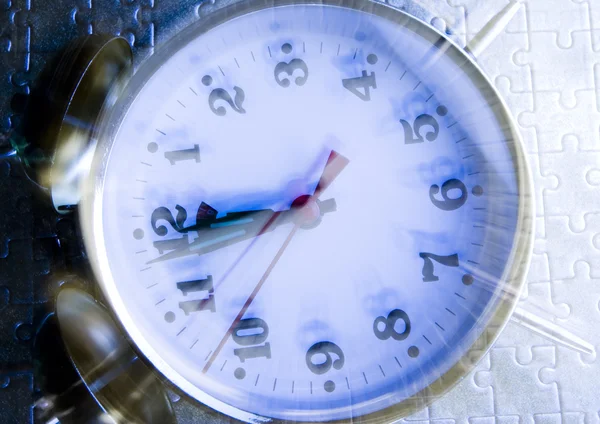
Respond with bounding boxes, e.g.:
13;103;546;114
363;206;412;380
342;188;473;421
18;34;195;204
305;341;345;375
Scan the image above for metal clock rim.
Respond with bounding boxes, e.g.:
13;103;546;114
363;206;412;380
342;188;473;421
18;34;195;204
81;0;535;422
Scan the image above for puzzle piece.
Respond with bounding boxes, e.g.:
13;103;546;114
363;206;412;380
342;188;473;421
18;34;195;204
0;302;33;365
0;1;32;131
514;31;595;107
527;151;559;217
0;372;34;424
0;239;47;304
526;250;550;285
72;0;94;34
519;89;600;153
572;0;600;51
0;164;33;259
540;135;600;230
539;214;600;280
520;0;590;47
550;261;600;346
446;0;527;38
477;30;532;93
475;347;560;424
522;282;569;320
429;354;494;424
540;346;600;424
495;283;569;351
117;0;155;48
494;76;536;153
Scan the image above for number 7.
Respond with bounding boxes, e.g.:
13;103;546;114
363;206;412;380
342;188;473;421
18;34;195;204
419;252;459;282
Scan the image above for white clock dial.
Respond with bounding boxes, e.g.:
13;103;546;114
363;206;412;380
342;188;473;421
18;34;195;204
83;1;532;422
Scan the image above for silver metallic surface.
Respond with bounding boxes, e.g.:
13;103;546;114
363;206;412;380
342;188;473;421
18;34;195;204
54;287;176;424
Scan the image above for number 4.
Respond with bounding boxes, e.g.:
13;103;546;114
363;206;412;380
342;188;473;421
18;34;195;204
342;71;377;101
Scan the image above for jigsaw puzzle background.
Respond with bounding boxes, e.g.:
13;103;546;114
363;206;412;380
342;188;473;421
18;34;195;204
0;0;599;423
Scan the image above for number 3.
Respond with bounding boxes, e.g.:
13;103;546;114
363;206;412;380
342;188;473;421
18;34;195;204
274;59;309;87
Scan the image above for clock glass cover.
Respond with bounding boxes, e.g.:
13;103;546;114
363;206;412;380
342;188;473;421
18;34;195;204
83;0;532;422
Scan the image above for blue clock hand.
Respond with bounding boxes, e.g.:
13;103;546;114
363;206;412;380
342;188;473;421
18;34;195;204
146;198;337;264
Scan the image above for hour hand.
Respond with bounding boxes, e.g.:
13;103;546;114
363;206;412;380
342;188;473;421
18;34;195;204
146;198;336;264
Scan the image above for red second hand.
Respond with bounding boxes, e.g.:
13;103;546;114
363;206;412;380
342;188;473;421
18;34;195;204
202;224;299;373
202;150;349;374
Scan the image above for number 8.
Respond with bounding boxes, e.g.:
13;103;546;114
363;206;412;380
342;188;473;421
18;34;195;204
373;309;411;341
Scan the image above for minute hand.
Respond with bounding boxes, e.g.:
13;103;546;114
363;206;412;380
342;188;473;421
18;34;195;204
146;198;336;264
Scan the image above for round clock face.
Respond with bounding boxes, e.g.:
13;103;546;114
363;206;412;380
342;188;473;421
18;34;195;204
84;0;532;422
